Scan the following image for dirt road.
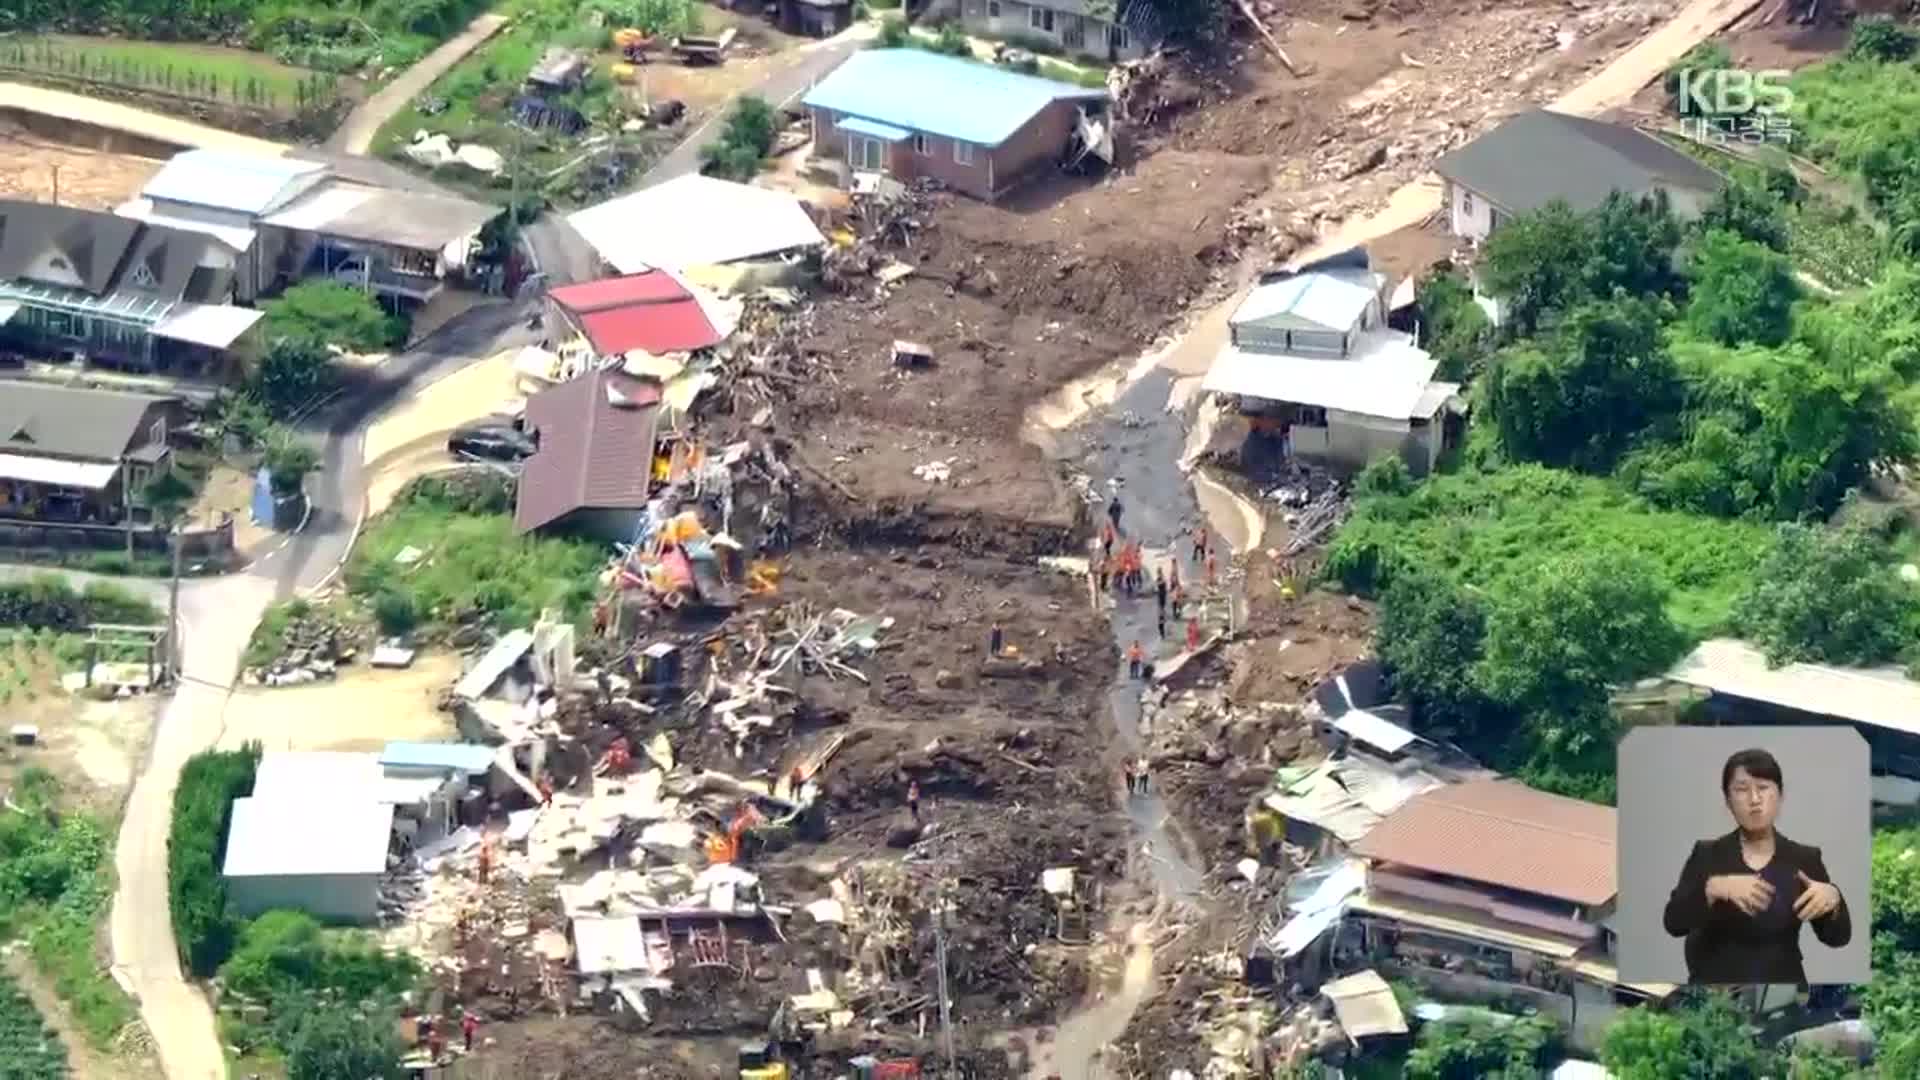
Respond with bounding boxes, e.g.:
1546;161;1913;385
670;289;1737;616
327;12;510;155
1292;0;1767;268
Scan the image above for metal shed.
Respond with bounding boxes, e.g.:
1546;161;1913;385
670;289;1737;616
222;797;394;922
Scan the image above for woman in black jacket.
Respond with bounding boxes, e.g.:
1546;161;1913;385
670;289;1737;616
1663;747;1851;985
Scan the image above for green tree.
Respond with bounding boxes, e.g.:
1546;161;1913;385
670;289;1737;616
1603;993;1773;1079
141;469;196;526
1415;267;1493;382
1695;172;1793;252
1475;549;1686;764
1482;294;1681;473
1684;229;1800;346
169;745;261;976
262;282;404;352
1479;200;1590;334
1729;524;1918;668
263;432;320;498
699;94;778;181
1848;15;1918;63
1623;338;1914;519
1404;1014;1559;1080
1376;566;1495;738
285;1002;402;1080
876;15;909;46
249;337;337;418
1872;827;1920;954
1582;190;1684;300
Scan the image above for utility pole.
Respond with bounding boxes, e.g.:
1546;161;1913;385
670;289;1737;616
50;163;60;206
931;894;956;1075
121;454;134;559
166;523;183;681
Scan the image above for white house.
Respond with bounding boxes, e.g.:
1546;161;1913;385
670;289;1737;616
221;746;491;922
223;797;394;922
1431;109;1725;246
1201;252;1464;476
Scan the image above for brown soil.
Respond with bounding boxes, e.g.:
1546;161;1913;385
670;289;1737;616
0;114;162;209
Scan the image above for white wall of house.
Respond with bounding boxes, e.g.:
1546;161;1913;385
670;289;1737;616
960;0;1147;60
227;871;381;922
1447;179;1500;245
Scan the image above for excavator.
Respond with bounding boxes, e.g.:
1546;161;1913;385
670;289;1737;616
706;803;767;865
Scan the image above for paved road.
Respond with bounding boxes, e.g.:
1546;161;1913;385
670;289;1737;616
328;13;512;155
101;298;535;1080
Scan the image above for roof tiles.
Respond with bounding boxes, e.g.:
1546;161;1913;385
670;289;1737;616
515;369;664;533
1352;779;1618;906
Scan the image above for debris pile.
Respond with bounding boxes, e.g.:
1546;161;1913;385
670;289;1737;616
242;606;363;686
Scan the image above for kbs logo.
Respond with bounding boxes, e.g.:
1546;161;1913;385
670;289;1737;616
1675;69;1793;116
1676;69;1794;146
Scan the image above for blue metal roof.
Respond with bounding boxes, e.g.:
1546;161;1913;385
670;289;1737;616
839;116;911;141
380;741;496;774
802;49;1107;148
141;150;326;216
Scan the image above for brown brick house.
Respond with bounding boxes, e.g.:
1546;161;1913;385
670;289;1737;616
801;49;1109;202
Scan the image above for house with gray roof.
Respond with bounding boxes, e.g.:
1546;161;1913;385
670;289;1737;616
953;0;1155;60
0;382;182;526
0;198;263;374
1431;109;1726;245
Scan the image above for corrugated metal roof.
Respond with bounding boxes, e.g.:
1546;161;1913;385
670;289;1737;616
260;182;378;231
802;49;1106;147
1352;779;1617;906
568;175;826;275
115;198;256;253
549;273;724;357
223;796;393;878
1232;271;1381;333
1203;335;1440;419
1349;892;1586;958
574;915;649;975
839;116;911;141
1667;638;1920;736
380;741;497;774
142;150;326;216
149;302;263;349
1410;380;1462;419
515;369;663;533
1335;709;1418;755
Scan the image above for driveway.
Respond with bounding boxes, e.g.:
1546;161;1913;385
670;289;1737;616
327;12;512;155
102;298;535;1080
634;22;875;189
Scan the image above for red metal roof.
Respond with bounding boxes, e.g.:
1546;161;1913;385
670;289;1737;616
514;368;664;533
547;271;723;356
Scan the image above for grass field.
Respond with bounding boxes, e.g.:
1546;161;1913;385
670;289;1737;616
0;34;341;107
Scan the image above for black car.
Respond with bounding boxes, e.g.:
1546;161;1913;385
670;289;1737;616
447;424;535;462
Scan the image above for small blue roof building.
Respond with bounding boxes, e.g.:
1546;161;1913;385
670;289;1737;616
801;49;1108;201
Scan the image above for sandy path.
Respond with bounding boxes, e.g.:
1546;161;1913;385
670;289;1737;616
327;13;510;155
